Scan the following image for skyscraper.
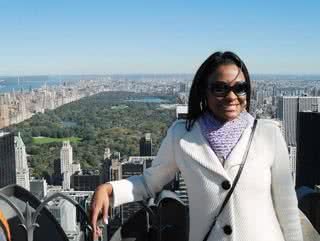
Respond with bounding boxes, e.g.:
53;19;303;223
277;96;320;146
60;141;73;174
0;105;9;129
52;158;63;185
121;156;155;224
0;132;16;188
288;146;297;185
100;148;112;183
14;132;30;190
139;133;152;156
109;159;122;182
60;141;81;190
176;104;188;119
108;159;123;238
48;199;79;240
30;178;48;200
296;111;320;188
174;105;189;204
71;170;101;191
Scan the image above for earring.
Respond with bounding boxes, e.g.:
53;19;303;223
200;99;206;111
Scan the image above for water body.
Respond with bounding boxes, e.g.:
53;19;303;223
126;97;168;103
0;75;86;93
62;121;78;127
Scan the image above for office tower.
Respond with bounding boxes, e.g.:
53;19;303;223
0;132;16;188
104;147;111;160
100;159;112;183
52;159;63;185
48;199;81;240
121;156;154;224
108;159;123;239
174;105;189;204
112;151;121;160
0;105;9;129
139;133;152;156
60;141;81;190
49;199;77;232
109;159;122;182
71;162;81;174
63;171;71;190
288;146;297;185
100;148;112;183
277;96;320;146
71;170;101;191
60;141;73;174
176;104;188;119
14;132;30;190
297;187;320;235
296;111;320;188
30;178;48;200
256;90;265;106
179;83;187;93
17;101;27;122
277;97;297;145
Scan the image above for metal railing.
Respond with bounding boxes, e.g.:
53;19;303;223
1;189;319;241
0;191;94;241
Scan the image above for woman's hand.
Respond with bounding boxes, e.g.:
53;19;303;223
90;183;113;240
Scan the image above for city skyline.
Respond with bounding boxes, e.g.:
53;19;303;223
2;78;320;239
0;1;320;75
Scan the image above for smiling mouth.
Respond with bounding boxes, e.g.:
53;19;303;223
223;104;239;108
221;104;239;111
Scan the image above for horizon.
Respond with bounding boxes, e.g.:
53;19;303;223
2;73;320;78
1;1;320;75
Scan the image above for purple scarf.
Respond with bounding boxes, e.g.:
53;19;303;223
199;111;254;163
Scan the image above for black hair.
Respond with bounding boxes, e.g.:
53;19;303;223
186;51;251;131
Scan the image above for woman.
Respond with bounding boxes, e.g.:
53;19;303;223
90;51;303;241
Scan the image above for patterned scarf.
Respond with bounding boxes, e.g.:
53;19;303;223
199;111;254;162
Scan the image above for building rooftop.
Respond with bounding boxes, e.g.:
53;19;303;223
126;156;155;165
0;132;10;137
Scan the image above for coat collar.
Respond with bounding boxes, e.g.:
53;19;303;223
179;121;253;180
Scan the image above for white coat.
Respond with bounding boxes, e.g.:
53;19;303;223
110;119;303;241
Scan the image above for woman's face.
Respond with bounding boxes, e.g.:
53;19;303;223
206;64;247;122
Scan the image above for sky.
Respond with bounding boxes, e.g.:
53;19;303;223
0;0;319;75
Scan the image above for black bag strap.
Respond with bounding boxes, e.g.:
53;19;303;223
203;119;258;241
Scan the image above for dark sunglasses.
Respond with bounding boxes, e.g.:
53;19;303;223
208;81;248;97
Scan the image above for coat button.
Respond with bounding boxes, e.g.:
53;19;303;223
223;225;232;235
221;180;231;190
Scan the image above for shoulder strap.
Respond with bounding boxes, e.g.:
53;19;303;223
203;119;258;241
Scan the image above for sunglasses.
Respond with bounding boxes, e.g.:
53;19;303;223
208;81;248;97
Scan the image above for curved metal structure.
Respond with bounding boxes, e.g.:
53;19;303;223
0;192;25;225
34;192;93;241
0;188;94;241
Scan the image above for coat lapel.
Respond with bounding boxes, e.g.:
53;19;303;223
179;121;255;180
223;126;253;169
179;122;229;180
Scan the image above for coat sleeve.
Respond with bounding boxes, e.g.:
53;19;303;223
271;125;303;241
109;122;179;207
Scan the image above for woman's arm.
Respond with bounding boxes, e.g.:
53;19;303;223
90;122;180;239
271;126;303;241
109;122;179;207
